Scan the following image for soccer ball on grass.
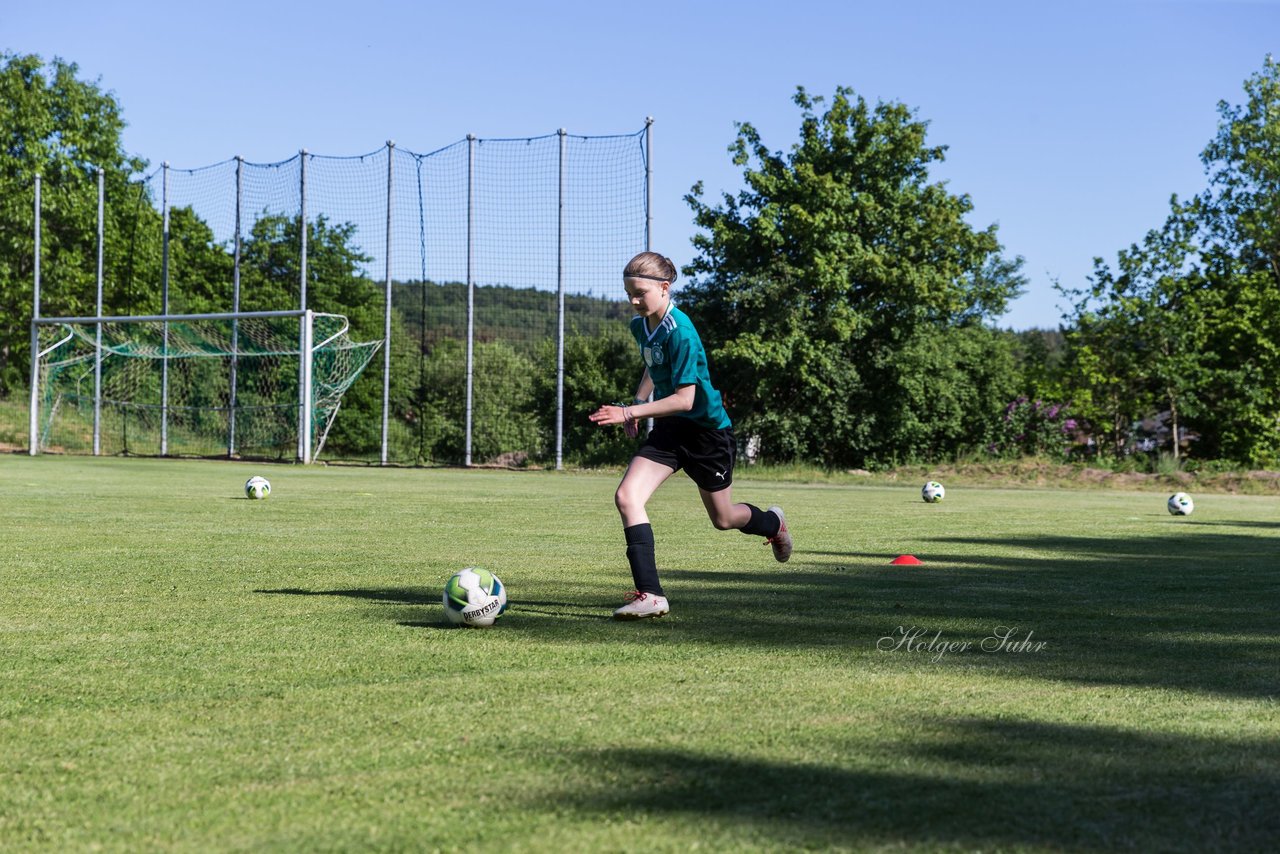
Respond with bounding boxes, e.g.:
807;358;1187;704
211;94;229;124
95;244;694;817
921;481;945;503
245;476;271;500
443;567;509;627
1167;492;1194;516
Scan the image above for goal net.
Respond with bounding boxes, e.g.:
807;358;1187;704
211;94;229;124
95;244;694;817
32;311;381;461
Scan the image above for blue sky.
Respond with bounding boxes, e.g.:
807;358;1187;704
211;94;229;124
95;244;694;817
6;0;1276;329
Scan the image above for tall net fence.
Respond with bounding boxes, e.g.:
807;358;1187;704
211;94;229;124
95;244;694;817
32;126;649;464
165;130;642;465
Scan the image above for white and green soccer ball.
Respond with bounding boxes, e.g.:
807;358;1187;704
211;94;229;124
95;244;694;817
921;481;945;503
1167;492;1194;516
244;476;271;500
443;567;509;627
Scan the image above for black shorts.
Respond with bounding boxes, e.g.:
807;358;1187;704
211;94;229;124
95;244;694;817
636;417;736;492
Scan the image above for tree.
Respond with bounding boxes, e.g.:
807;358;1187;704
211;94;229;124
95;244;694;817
407;338;539;465
1200;55;1280;283
530;330;638;466
1009;327;1067;401
1191;56;1280;464
1058;57;1280;466
0;52;151;394
1060;208;1211;459
683;87;1025;467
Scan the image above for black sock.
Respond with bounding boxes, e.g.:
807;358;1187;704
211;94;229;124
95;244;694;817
624;523;663;596
738;504;781;538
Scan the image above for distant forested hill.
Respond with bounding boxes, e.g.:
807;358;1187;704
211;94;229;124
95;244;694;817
391;281;631;354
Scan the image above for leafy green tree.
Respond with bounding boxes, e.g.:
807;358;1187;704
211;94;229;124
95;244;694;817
683;87;1025;467
1008;327;1067;401
0;52;150;394
987;396;1076;459
159;206;236;314
1057;299;1145;456
1060;209;1210;458
530;330;638;466
1199;56;1280;282
1190;56;1280;464
1059;57;1280;465
400;338;465;464
410;338;539;465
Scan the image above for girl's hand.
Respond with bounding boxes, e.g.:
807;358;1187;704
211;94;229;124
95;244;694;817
589;404;639;438
588;404;624;427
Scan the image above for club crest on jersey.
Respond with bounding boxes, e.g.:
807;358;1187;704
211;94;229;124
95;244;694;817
643;344;665;367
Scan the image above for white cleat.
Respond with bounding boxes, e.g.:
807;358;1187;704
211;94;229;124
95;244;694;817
765;505;793;563
613;591;670;620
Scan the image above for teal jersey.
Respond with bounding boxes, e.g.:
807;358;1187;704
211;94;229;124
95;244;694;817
630;304;731;429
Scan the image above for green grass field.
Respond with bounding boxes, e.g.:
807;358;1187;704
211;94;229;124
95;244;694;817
1;455;1277;852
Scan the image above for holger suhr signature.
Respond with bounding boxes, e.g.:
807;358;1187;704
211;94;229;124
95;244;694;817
876;626;1047;662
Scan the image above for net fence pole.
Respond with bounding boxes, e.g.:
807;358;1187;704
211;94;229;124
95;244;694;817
555;129;566;471
298;148;309;463
381;141;394;465
161;162;171;456
93;167;104;456
645;117;654;251
465;133;475;468
28;174;41;456
414;156;427;466
302;310;314;463
644;118;656;432
230;156;243;457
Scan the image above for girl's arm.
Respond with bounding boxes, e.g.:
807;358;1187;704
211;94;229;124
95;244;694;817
627;384;694;420
633;370;654;404
589;383;694;427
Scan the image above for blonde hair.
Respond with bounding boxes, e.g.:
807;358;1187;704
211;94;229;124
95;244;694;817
623;251;677;284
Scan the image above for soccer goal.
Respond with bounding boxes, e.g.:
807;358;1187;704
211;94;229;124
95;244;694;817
29;310;381;462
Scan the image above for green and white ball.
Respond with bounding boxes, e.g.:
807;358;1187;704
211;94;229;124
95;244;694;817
1167;492;1194;516
921;481;945;503
443;567;509;627
245;476;271;500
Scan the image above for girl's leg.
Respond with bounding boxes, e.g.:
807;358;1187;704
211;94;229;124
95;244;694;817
615;456;676;527
698;487;776;533
615;457;676;597
699;487;792;562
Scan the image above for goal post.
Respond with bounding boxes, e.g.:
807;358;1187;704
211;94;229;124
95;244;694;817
29;309;381;462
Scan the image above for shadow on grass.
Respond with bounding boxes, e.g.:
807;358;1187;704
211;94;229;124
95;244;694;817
696;528;1276;697
257;586;440;606
539;717;1280;851
257;527;1280;699
1186;519;1280;530
256;589;615;629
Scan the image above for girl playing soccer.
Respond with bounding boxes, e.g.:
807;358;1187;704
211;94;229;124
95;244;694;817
589;251;792;620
